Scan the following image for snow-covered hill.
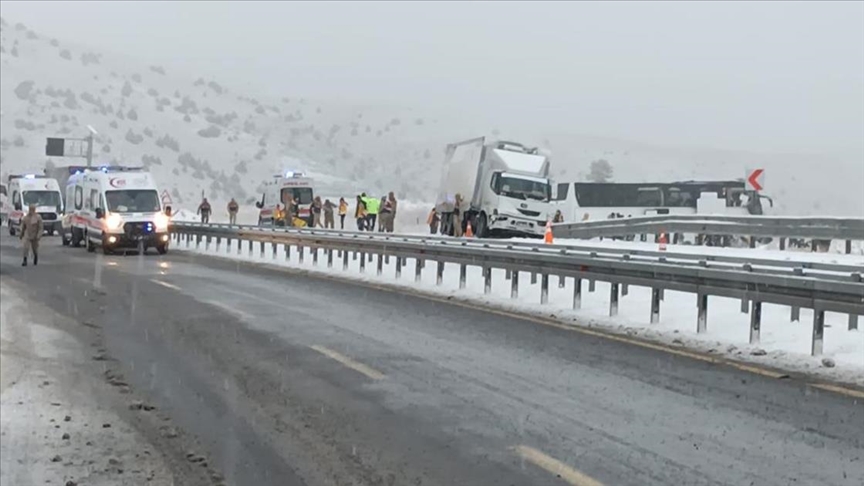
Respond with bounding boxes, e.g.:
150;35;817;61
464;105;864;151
1;17;861;216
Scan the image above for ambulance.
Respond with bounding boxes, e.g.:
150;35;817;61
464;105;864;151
0;182;7;225
65;166;170;254
6;174;64;236
255;171;315;226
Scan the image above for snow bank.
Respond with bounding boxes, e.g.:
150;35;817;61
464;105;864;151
178;239;864;385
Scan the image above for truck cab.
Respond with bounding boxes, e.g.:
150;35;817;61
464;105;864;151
6;174;64;236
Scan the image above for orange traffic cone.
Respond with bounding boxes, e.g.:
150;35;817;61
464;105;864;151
465;220;474;238
544;220;553;244
658;232;668;251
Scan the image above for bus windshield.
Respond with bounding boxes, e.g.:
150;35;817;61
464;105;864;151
106;190;160;213
23;190;62;208
497;176;550;201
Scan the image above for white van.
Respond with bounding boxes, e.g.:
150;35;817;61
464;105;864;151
65;167;170;254
0;182;7;225
6;174;64;236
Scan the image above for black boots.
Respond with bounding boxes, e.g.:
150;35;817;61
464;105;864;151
33;254;38;266
22;258;27;267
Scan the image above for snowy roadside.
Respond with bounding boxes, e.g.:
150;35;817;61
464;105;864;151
0;281;174;486
178;239;864;387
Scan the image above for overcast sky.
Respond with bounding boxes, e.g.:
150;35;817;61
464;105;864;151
2;1;862;157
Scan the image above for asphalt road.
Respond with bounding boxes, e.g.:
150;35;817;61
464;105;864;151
2;232;863;486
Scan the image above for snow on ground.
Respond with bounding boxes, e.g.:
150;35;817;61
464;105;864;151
177;236;864;386
0;281;173;486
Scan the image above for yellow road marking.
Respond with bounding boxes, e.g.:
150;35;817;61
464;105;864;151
150;279;181;291
181;250;864;397
809;383;864;399
309;345;385;380
514;445;604;486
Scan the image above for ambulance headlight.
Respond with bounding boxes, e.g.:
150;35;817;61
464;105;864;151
106;213;124;230
154;212;170;231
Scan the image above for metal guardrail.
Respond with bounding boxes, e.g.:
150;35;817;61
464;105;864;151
551;215;864;242
170;222;864;357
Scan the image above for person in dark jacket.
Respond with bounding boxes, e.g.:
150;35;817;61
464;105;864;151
197;198;212;224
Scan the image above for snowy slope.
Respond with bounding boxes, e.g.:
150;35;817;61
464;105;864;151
1;16;861;217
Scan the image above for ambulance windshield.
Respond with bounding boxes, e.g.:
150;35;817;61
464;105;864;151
106;190;161;213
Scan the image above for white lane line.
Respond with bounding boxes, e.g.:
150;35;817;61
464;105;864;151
150;279;182;291
203;300;255;321
513;445;604;486
309;345;385;381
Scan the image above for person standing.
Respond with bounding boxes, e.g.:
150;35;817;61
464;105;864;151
552;209;564;223
323;199;336;229
355;195;367;231
427;207;439;234
386;192;398;233
20;204;43;266
452;193;464;237
338;197;348;229
311;196;323;228
284;194;295;227
378;196;390;232
197;197;212;224
227;198;239;225
361;193;380;231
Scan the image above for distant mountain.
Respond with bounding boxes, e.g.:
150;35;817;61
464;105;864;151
1;17;861;216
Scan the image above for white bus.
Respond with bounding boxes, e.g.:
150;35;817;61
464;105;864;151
553;180;774;222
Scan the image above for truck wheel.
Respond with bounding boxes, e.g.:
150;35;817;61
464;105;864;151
475;213;488;238
8;221;15;237
86;233;96;253
47;228;55;236
61;232;70;246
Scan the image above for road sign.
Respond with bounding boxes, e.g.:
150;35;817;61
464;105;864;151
746;168;764;192
160;190;173;206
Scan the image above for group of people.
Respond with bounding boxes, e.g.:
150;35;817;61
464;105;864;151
353;192;398;232
274;196;346;229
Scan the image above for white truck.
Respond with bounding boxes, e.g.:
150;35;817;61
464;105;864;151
436;137;552;238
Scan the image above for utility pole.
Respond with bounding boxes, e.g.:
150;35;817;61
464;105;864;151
86;132;94;168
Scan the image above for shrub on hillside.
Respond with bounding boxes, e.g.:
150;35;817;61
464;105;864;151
175;97;199;115
141;154;162;167
50;38;59;47
197;126;221;138
149;65;166;75
127;109;138;121
183;114;191;122
80;52;100;66
109;120;119;129
59;49;71;60
125;129;144;145
102;144;111;153
155;135;180;152
147;88;159;97
121;80;132;97
14;81;34;100
131;73;142;83
254;149;267;161
243;120;256;134
143;127;153;138
194;78;205;87
14;119;36;131
255;105;266;115
207;81;223;94
13;136;25;147
234;160;248;174
62;91;78;109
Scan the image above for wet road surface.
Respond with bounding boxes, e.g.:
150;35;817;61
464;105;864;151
2;233;863;486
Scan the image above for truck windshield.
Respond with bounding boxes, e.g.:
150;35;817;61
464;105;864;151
497;176;549;201
106;190;160;213
23;191;61;208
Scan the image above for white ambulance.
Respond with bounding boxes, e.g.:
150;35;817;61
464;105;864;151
255;171;315;226
65;166;170;254
6;174;64;236
0;182;7;225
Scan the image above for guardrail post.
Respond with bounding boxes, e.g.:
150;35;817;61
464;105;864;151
846;240;852;255
621;283;629;296
327;249;333;268
749;237;756;249
384;254;390;265
588;279;596;293
790;306;800;322
510;271;519;299
215;237;221;252
343;249;349;270
298;245;305;264
359;252;365;273
749;301;762;344
484;267;492;295
459;264;467;289
609;283;619;316
352;251;358;261
650;288;660;323
540;274;549;304
740;298;749;313
505;270;511;281
573;279;582;309
312;247;319;266
697;294;708;333
558;275;565;289
659;288;664;301
531;273;537;285
206;235;213;250
811;309;825;356
436;261;444;285
377;254;384;276
395;256;402;278
369;253;374;263
226;238;231;252
195;235;201;249
849;314;859;331
259;241;265;258
285;244;291;260
415;259;423;282
779;237;786;251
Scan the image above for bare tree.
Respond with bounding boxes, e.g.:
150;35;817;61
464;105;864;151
587;159;613;182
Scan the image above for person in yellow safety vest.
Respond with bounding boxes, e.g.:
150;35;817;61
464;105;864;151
355;195;367;231
274;204;286;226
361;193;380;232
338;197;348;229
